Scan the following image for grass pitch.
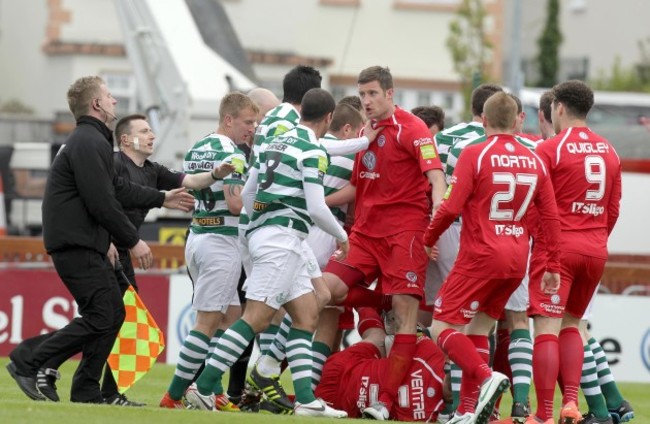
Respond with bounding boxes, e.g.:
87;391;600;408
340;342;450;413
0;357;647;423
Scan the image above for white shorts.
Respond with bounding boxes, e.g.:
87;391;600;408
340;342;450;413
581;282;600;321
505;241;532;312
302;240;323;278
246;226;314;310
238;224;252;279
185;232;241;313
425;222;460;305
305;225;336;270
505;275;529;312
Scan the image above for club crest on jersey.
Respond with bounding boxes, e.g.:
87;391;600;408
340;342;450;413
470;301;479;310
406;271;418;283
505;142;515;152
551;294;561;305
362;151;377;170
377;135;386;147
579;131;588;140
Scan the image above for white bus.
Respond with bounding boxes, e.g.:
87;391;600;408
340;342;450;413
519;87;650;158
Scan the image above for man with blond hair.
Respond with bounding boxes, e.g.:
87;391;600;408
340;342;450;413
160;92;258;409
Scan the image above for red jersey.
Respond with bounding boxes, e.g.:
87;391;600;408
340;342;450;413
535;127;621;259
351;107;442;237
424;134;561;278
317;339;445;421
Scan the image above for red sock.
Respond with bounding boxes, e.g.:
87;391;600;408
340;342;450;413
379;334;416;408
533;334;559;421
438;329;492;384
559;327;582;406
357;307;384;335
457;335;490;414
344;286;385;308
492;328;512;411
492;329;512;379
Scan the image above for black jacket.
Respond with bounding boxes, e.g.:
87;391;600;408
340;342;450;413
42;116;164;254
113;151;184;233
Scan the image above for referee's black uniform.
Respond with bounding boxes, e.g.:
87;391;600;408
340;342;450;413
112;151;184;289
26;116;163;403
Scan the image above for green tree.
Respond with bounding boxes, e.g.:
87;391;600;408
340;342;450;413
446;0;492;121
536;0;562;87
591;39;650;92
0;99;34;115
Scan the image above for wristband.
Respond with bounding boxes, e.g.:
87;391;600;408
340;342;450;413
210;170;219;181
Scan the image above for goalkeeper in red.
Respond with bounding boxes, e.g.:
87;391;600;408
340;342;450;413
423;92;562;424
316;307;448;422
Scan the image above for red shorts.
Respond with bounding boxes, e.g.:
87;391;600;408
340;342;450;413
433;271;522;325
528;252;605;318
325;231;427;299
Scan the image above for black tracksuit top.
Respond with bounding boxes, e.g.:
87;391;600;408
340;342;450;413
42;116;164;255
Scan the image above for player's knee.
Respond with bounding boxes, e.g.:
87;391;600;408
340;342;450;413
323;263;364;303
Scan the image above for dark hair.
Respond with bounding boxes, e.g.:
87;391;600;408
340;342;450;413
338;95;363;112
330;103;364;132
115;113;147;144
507;93;523;114
282;65;322;104
539;90;554;123
358;66;393;91
301;88;336;122
552;80;594;119
411;106;445;131
471;83;503;117
483;92;517;131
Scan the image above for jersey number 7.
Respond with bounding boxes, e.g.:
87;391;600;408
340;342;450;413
490;172;538;221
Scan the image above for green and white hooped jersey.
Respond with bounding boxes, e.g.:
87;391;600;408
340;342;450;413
434;121;484;173
240;102;301;228
251;102;301;167
247;125;328;237
322;133;354;225
445;133;539;180
184;133;247;236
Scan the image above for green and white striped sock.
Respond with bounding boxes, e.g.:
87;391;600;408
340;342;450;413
209;329;225;352
311;341;332;391
196;319;255;396
258;324;280;356
286;328;316;404
450;362;462;410
268;314;293;363
580;344;609;419
589;337;625;410
209;329;225;394
167;330;210;400
509;329;533;405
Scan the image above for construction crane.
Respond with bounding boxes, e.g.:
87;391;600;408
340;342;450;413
114;0;255;171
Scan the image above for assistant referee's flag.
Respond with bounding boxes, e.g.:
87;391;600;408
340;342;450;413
108;285;165;393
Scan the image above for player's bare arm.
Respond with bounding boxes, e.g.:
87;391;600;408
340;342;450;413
425;169;447;212
325;184;355;207
163;187;194;212
363;120;384;143
224;183;243;215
